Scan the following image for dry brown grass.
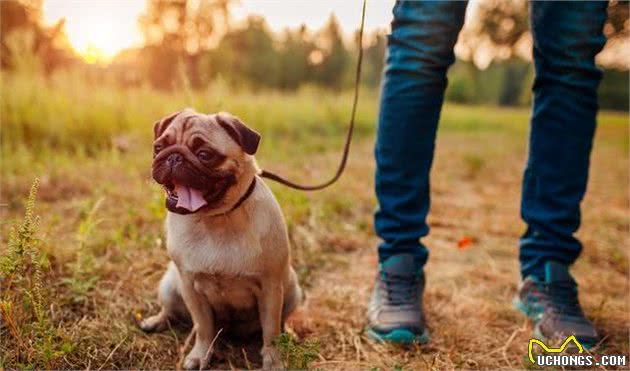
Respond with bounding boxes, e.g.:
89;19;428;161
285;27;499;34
1;103;628;370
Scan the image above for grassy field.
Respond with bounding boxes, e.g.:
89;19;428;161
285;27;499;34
1;71;628;370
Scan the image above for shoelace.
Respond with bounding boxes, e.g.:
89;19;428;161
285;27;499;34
382;272;420;306
545;281;584;318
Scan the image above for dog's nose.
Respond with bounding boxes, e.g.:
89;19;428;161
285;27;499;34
167;153;183;167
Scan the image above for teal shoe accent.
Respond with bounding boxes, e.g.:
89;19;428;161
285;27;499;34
367;327;430;345
515;262;601;348
366;254;428;346
513;296;543;321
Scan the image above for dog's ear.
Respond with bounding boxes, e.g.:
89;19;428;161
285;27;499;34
216;113;261;155
153;111;181;139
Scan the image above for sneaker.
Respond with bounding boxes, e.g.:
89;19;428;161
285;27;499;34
514;260;600;348
366;253;430;344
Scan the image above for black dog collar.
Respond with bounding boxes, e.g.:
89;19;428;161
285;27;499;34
226;177;257;213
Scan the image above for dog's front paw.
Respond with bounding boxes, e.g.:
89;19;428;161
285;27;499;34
261;346;283;370
182;354;201;370
139;313;168;333
183;343;212;370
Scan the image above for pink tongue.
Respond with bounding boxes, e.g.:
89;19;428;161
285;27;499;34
174;184;208;212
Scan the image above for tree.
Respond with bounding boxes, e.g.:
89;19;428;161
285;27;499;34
212;16;279;89
362;31;386;87
313;14;350;90
457;0;530;106
1;0;75;72
277;25;316;90
606;0;629;39
138;0;231;89
598;0;630;70
477;0;529;55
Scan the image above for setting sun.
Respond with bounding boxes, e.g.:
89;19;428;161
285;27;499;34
43;0;145;62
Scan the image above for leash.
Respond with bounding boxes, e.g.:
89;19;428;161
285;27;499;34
260;0;367;191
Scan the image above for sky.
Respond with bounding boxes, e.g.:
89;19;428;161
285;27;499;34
43;0;398;62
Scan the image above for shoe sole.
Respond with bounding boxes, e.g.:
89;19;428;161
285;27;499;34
513;296;596;350
366;327;430;345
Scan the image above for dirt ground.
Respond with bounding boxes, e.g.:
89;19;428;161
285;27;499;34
286;132;629;370
2;105;628;370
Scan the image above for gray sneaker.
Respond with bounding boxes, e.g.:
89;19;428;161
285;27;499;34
366;253;430;344
514;260;600;348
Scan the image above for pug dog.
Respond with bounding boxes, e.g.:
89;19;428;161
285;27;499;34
140;109;303;370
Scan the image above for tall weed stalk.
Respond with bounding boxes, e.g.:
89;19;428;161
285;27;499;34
0;179;72;368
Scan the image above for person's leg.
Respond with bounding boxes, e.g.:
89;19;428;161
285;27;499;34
368;0;467;344
520;1;608;279
515;1;607;347
374;0;467;267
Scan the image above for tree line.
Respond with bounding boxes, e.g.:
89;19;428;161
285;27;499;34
133;0;386;92
1;0;627;110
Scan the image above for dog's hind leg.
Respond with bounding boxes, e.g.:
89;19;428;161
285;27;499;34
140;262;190;332
282;267;303;322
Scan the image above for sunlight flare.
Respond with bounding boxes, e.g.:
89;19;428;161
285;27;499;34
43;0;145;62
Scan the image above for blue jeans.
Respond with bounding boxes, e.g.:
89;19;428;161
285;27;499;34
374;1;608;279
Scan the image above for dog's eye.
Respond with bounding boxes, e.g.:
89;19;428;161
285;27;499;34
154;144;163;153
197;150;212;161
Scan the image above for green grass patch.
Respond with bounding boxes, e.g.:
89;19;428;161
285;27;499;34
275;332;319;370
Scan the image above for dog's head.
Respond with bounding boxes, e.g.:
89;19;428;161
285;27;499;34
151;109;260;215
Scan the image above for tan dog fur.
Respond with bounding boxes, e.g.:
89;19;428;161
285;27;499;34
140;109;302;370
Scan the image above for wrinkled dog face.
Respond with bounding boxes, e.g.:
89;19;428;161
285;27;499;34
151;109;260;215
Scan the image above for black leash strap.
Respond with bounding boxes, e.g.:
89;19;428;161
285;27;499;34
260;0;367;191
